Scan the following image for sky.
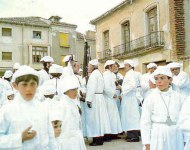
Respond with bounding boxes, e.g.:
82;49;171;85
0;0;124;33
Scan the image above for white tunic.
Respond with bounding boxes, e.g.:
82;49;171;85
113;72;123;110
39;69;50;86
43;78;63;101
133;71;143;113
140;72;151;97
177;96;190;150
103;70;122;134
121;69;140;131
59;94;86;150
141;88;184;150
80;76;88;137
85;69;111;137
0;93;57;150
172;71;190;98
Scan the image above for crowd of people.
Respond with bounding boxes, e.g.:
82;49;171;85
0;54;190;150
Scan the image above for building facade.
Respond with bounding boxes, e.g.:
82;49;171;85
48;16;78;66
0;17;51;76
0;16;96;75
90;0;186;75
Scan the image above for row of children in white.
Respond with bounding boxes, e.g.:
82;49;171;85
1;55;190;150
0;65;86;150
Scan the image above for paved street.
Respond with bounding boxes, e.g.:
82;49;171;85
85;135;143;150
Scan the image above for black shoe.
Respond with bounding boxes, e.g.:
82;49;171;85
114;137;121;139
89;142;103;146
126;138;139;142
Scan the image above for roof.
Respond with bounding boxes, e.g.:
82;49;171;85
51;21;77;28
90;0;132;25
0;16;77;28
77;32;96;41
0;16;49;27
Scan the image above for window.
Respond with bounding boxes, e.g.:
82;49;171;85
33;31;41;39
2;52;12;60
121;21;130;52
60;33;69;46
147;7;157;33
2;28;12;36
103;30;109;51
32;46;47;63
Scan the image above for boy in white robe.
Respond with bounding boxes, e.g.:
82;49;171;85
39;56;54;86
120;59;140;142
169;62;190;98
85;59;111;146
50;110;63;150
178;96;190;150
141;66;184;150
59;76;86;150
41;82;59;111
103;60;122;141
140;63;157;96
0;65;57;150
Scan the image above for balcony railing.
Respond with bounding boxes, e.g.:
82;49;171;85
113;31;165;58
98;49;112;62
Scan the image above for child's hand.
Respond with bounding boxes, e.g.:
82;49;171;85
22;126;36;142
145;144;150;150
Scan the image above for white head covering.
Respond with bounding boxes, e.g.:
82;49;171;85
154;66;172;78
61;76;79;93
89;59;98;66
124;59;134;67
79;69;83;72
169;62;181;68
147;63;157;69
41;84;56;95
12;65;39;82
40;56;54;62
104;60;115;68
149;73;156;84
13;62;20;69
50;110;63;122
49;64;63;74
4;70;13;78
62;54;75;62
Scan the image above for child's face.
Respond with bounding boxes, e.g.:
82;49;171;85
124;63;132;72
52;121;62;138
13;79;38;100
66;88;78;99
154;74;172;91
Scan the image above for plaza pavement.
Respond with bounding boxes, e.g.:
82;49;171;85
85;135;143;150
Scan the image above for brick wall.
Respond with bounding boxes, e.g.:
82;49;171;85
169;0;185;60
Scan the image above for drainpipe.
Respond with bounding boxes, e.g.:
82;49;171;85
22;24;24;65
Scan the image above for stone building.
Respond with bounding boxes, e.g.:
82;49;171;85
0;17;51;75
48;16;78;66
0;16;96;75
90;0;188;75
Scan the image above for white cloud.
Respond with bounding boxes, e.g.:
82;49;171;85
0;0;124;33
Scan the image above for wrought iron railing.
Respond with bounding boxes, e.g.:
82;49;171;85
113;31;165;58
98;49;112;61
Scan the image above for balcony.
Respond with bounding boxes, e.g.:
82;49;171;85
113;31;165;59
98;49;112;62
